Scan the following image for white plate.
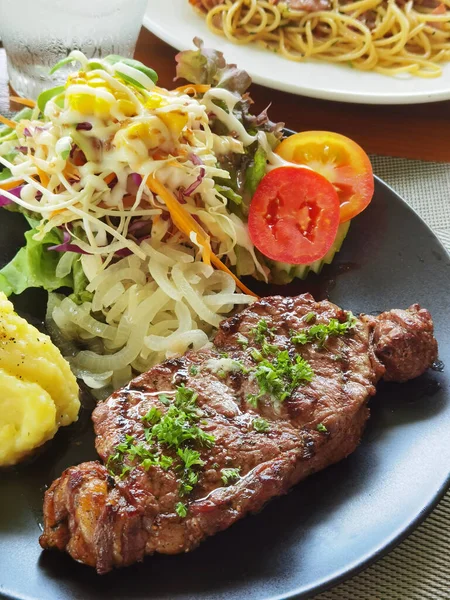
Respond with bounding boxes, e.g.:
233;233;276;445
144;0;450;105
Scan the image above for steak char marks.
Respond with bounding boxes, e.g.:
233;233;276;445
40;294;437;573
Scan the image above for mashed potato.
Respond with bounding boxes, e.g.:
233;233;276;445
0;293;80;466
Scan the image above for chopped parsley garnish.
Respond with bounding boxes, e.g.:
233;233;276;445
250;319;278;356
179;469;199;496
253;417;270;433
107;385;215;499
106;434;165;478
262;339;279;356
317;423;328;433
158;393;171;406
304;312;316;323
158;454;174;470
247;394;260;408
251;319;276;344
291;312;357;346
249;350;314;405
177;447;205;470
221;467;241;486
175;502;188;518
142;406;162;425
251;348;264;362
189;365;199;375
237;333;249;348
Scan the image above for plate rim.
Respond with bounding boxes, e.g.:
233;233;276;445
142;4;450;105
273;476;450;600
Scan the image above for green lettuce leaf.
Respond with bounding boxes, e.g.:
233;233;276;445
0;226;73;296
69;256;92;304
104;55;158;84
37;85;65;112
215;184;242;205
0;167;13;182
245;146;267;196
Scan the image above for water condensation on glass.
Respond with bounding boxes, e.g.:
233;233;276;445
0;0;149;98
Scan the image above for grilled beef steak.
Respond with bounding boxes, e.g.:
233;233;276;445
40;294;437;573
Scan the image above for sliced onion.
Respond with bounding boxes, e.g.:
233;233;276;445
102;282;125;308
204;293;255;307
148;258;181;301
73;288;169;372
55;251;76;279
57;297;116;340
172;263;222;328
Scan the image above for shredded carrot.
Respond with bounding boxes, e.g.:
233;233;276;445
147;174;211;263
174;84;211;96
9;96;36;108
29;156;51;187
104;172;117;185
0;114;16;129
37;167;49;188
62;163;80;181
146;175;258;298
0;178;24;190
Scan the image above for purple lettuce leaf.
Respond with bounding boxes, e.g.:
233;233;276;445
48;230;90;254
175;37;251;95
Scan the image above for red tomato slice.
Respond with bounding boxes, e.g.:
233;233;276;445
275;131;374;223
248;166;340;265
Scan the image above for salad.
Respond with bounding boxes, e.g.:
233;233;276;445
0;40;374;396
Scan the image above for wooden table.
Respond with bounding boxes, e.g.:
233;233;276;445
2;26;450;162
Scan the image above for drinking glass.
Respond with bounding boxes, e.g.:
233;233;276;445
0;0;149;99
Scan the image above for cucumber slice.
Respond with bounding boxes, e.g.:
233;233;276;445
269;221;351;284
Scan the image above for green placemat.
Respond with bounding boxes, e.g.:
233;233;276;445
315;156;450;600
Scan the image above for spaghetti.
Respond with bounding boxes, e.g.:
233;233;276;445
190;0;450;77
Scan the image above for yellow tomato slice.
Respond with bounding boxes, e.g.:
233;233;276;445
275;131;374;223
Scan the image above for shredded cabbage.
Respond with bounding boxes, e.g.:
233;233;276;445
0;50;284;396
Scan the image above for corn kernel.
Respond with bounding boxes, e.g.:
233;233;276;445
158;112;188;140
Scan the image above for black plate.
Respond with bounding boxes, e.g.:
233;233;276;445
0;177;449;600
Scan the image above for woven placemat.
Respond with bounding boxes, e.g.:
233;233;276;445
315;156;450;600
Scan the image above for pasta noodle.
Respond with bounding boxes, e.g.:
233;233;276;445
190;0;450;77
